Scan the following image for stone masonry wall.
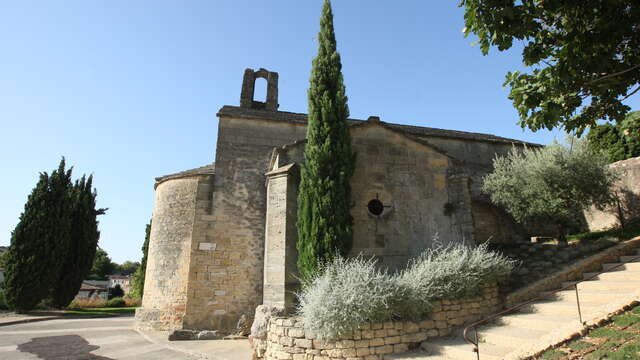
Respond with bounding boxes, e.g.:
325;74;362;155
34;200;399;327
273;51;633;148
263;165;299;309
585;156;640;231
198;115;306;331
253;285;500;360
136;176;207;330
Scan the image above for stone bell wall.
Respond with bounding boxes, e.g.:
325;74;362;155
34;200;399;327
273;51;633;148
252;284;500;360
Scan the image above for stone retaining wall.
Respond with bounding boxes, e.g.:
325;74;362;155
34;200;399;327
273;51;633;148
252;284;500;360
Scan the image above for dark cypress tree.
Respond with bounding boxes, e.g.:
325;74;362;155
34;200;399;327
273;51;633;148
4;159;73;312
131;220;151;299
50;175;106;307
296;0;356;281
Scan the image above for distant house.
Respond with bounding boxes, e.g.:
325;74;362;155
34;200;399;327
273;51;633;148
75;281;108;301
108;275;130;294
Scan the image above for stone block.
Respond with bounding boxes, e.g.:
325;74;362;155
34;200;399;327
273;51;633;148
288;328;305;338
294;338;313;349
401;332;427;343
168;329;197;341
313;340;334;350
370;338;384;347
419;320;435;329
385;336;400;345
197;330;222;340
374;329;386;338
374;345;393;355
403;322;419;333
279;336;294;346
394;343;409;353
336;340;355;348
356;347;371;357
386;328;399;336
361;330;374;339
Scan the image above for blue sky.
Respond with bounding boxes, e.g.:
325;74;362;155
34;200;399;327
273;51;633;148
1;1;638;263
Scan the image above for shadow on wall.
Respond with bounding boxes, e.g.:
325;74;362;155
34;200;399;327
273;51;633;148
611;188;640;229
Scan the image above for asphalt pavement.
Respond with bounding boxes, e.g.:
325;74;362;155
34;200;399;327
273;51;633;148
0;316;202;360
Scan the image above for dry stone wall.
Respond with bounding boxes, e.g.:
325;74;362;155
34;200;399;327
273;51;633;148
253;285;500;360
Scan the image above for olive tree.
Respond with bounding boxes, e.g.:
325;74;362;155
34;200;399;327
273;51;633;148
483;138;617;242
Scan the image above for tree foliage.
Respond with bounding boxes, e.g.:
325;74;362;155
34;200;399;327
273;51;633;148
296;0;356;281
483;139;617;241
116;261;140;276
4;159;105;311
50;175;106;307
130;220;151;299
4;159;73;311
459;0;640;134
88;248;116;281
109;284;124;299
588;111;640;163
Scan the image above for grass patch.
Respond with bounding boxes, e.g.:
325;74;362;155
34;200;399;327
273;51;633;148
587;339;623;359
568;220;640;242
536;305;640;359
607;339;640;360
589;327;633;340
62;307;136;317
540;348;565;359
612;314;640;327
568;340;592;351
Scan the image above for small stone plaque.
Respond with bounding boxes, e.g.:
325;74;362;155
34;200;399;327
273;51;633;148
199;242;216;251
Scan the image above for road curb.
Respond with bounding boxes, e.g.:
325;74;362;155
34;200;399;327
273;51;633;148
0;313;132;327
0;316;63;327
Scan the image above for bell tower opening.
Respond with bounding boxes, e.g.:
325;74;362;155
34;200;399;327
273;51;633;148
239;68;279;111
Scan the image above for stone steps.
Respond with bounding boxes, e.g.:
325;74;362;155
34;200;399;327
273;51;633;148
562;279;639;290
396;245;640;359
419;338;513;360
602;262;640;271
493;312;579;331
582;270;640;280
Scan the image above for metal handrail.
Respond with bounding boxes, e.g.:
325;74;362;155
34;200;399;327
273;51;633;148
463;251;640;360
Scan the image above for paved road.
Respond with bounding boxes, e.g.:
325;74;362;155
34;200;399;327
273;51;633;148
0;316;201;360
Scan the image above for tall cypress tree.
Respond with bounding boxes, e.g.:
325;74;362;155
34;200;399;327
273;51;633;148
131;220;151;299
297;0;356;281
4;159;73;312
50;175;106;307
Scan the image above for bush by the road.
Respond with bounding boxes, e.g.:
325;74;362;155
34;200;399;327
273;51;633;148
105;297;125;308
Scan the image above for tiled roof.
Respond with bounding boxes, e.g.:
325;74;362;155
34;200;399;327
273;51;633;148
216;106;541;146
80;282;107;291
155;163;215;187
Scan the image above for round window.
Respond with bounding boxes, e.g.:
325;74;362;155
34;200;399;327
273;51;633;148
367;199;384;216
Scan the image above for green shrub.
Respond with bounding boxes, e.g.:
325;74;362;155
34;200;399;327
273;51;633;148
296;257;418;340
398;243;516;301
67;297;107;309
105;297;125;308
296;242;516;340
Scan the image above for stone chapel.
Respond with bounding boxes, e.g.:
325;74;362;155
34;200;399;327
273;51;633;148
135;68;537;333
